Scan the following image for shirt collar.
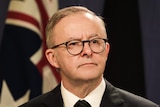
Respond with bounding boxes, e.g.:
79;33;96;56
61;78;106;107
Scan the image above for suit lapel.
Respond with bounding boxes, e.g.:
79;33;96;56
100;80;124;107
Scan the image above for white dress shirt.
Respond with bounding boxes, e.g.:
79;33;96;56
61;78;106;107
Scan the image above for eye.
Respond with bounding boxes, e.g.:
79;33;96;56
91;39;100;44
67;41;81;47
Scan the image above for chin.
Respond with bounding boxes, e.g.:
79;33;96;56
81;72;102;80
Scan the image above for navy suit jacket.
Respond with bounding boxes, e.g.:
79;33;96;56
19;80;159;107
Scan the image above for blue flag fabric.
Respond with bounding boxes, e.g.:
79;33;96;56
0;0;60;106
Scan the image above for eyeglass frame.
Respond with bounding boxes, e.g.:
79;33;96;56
51;38;108;55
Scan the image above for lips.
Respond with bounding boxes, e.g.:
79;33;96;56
78;62;97;68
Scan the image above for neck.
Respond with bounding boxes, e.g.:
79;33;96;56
62;76;103;98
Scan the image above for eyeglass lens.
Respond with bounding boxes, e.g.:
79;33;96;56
66;38;106;55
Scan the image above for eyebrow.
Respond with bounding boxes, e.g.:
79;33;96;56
89;33;99;39
67;33;100;41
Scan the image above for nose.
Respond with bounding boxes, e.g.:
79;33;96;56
80;42;92;56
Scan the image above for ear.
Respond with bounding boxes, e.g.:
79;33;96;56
105;42;110;56
45;49;59;68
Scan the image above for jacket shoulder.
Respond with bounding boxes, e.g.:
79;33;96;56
104;80;159;107
19;84;63;107
116;87;159;107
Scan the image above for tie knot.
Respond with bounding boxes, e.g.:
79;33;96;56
74;100;91;107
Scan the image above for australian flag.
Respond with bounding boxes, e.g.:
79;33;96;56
0;0;60;107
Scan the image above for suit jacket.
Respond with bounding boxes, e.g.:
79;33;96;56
19;80;159;107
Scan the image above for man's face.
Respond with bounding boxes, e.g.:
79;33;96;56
46;13;110;83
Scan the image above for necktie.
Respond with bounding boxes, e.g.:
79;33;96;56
74;100;91;107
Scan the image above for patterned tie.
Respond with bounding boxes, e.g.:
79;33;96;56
74;100;91;107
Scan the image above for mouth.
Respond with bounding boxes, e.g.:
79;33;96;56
78;63;97;68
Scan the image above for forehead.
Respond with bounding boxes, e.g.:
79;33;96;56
61;12;102;25
55;12;103;27
53;12;105;40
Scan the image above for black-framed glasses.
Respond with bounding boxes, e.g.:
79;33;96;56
51;38;108;55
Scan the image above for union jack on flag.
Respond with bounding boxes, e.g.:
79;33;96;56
0;0;60;107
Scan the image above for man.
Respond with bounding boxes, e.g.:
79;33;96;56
19;6;159;107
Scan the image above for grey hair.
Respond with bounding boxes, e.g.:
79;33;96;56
45;6;106;48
